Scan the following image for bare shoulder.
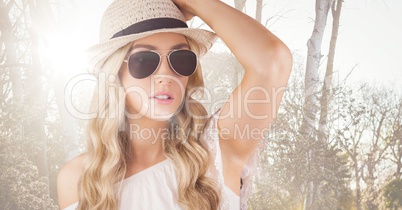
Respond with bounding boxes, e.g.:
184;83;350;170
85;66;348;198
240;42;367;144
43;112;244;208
57;153;87;209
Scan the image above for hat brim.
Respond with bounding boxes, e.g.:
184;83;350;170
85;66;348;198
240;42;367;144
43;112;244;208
87;28;218;73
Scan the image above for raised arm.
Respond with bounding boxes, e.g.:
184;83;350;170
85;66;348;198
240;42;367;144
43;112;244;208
174;0;292;193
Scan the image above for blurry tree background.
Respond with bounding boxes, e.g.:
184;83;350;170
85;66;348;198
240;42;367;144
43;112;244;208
1;0;82;209
0;0;401;210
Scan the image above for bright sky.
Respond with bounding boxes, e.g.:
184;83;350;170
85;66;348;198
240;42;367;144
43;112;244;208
239;0;402;89
45;0;402;92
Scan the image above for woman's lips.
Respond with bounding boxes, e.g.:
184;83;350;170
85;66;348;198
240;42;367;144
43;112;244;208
151;92;174;105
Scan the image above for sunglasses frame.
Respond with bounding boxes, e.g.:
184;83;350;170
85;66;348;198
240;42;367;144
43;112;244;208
124;49;199;79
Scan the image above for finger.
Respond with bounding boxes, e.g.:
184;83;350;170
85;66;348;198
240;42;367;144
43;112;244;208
183;12;194;21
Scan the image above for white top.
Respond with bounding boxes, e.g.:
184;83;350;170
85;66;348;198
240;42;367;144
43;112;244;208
63;110;258;210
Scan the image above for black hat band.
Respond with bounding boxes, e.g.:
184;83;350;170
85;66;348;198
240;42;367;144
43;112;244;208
111;18;188;39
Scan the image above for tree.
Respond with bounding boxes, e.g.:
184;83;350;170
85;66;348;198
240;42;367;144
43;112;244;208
255;0;263;23
360;86;394;210
300;0;334;138
0;0;78;207
336;84;401;210
300;1;336;209
383;179;402;210
336;85;368;210
234;0;247;11
248;58;351;210
233;0;264;23
317;0;343;143
0;144;58;210
387;98;402;179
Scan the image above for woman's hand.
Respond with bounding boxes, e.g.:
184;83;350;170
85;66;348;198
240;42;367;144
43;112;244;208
172;0;218;21
172;0;196;20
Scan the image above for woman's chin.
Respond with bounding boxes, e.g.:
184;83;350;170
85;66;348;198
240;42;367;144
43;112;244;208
146;109;178;121
148;114;172;121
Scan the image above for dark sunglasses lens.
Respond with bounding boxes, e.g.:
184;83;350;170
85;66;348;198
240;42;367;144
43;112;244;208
128;51;160;79
169;50;197;76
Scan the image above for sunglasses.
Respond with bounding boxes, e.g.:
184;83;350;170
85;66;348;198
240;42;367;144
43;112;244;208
124;49;198;79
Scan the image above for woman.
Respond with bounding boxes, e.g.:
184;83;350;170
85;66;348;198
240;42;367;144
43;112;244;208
57;0;292;209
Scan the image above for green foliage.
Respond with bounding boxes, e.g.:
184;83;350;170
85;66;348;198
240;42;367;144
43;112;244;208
383;179;402;209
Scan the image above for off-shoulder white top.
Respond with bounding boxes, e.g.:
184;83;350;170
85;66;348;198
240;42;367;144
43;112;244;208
63;110;258;210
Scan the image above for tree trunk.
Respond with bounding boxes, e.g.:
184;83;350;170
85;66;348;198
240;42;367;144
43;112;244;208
317;0;342;143
364;153;376;210
300;0;333;138
353;156;362;210
255;0;263;23
396;135;402;179
1;0;24;129
363;99;388;210
301;1;334;210
391;102;402;179
234;0;246;11
24;0;55;194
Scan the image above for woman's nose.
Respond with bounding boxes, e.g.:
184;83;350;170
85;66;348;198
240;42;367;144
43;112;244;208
154;56;175;85
154;56;176;85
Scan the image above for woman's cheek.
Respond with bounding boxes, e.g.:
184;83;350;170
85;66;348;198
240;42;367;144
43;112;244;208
124;83;151;116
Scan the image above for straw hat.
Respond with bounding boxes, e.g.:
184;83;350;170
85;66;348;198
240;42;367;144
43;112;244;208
87;0;218;72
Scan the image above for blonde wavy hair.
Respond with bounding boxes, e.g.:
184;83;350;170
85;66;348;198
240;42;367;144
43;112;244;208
77;37;221;210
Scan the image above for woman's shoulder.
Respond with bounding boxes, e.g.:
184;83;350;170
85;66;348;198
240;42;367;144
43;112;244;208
57;153;87;209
